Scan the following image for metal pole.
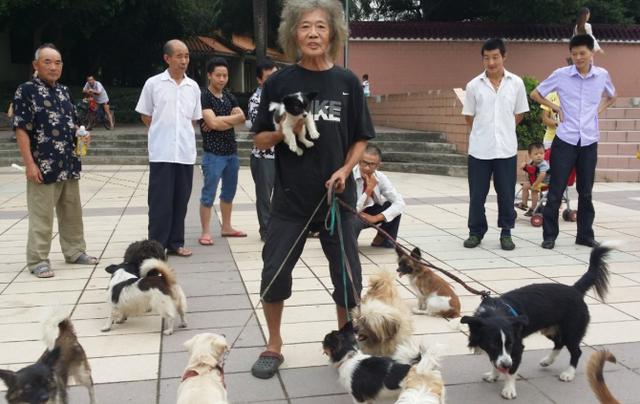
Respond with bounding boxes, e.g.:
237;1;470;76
344;0;349;68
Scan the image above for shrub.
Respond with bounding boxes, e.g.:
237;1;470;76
517;75;545;150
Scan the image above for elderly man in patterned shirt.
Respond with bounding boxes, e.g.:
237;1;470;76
13;43;98;278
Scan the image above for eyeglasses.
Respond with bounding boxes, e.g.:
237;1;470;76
360;159;379;168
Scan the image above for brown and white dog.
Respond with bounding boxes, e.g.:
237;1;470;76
177;333;229;404
352;270;414;356
0;312;96;404
396;247;460;318
587;350;620;404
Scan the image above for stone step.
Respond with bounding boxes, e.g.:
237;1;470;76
596;168;640;182
612;97;640;108
600;131;640;143
601;107;640;119
382;161;467;177
598;142;640;156
0;156;252;167
382;151;466;165
597;155;640;170
369;140;456;153
599;119;640;131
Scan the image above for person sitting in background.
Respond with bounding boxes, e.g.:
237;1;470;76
516;142;549;217
353;145;405;248
83;75;113;129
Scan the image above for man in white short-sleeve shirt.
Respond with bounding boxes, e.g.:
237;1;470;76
135;39;202;257
462;38;529;251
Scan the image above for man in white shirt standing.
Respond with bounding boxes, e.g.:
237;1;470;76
135;39;202;257
462;38;529;251
353;145;405;248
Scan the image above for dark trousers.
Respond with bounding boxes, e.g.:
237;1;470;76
260;213;362;308
467;155;517;237
543;137;597;241
148;162;193;251
250;155;275;239
353;201;401;241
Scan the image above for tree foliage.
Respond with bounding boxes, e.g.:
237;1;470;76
349;0;640;24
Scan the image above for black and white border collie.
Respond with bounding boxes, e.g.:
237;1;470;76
102;258;187;335
269;91;319;156
461;245;612;400
322;321;412;403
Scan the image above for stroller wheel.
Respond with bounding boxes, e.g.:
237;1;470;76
569;210;577;222
562;209;575;222
531;214;544;227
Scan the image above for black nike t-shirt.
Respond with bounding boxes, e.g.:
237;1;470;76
251;64;375;221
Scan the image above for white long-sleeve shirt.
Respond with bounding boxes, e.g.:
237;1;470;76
353;165;405;222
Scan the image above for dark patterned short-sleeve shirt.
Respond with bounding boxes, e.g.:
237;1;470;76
200;89;238;156
13;78;81;184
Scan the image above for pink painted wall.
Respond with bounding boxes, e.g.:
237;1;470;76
344;41;640;97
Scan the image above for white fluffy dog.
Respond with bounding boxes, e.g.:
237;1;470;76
177;333;229;404
352;270;414;356
396;347;446;404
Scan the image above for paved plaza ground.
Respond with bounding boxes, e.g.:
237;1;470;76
0;163;640;403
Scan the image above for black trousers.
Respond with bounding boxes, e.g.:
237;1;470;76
148;162;193;251
353;201;401;241
543;137;597;241
250;155;276;239
467;155;517;237
260;213;362;308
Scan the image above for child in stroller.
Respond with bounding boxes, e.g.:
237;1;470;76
515;143;577;227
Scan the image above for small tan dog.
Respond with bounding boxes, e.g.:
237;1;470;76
352;270;414;356
396;347;446;404
587;350;620;404
396;247;460;318
177;333;229;404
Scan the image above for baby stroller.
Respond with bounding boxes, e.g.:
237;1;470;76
515;148;577;227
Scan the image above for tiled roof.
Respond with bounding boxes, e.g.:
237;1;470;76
349;21;640;42
185;36;237;56
186;35;288;62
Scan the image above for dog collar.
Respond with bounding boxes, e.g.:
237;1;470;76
502;301;519;317
336;351;358;369
181;365;226;388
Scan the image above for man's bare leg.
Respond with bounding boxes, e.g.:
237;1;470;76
263;301;284;353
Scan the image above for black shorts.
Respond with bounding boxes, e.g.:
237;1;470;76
259;213;362;308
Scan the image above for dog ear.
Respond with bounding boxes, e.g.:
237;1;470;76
105;264;119;274
381;318;400;340
211;336;229;359
410;247;421;259
0;369;17;389
183;335;197;351
41;346;61;369
509;315;529;336
306;91;318;100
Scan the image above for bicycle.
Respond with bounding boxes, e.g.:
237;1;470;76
76;95;115;130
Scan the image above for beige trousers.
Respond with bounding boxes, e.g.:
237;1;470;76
26;179;86;269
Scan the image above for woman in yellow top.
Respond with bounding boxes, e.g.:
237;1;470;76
540;91;559;149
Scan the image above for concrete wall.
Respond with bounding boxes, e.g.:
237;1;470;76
347;40;640;97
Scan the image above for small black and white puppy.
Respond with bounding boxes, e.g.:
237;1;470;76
102;258;187;335
322;321;412;403
461;245;612;400
269;91;319;156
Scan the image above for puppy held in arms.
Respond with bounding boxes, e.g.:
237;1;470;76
0;311;96;404
177;333;229;404
396;247;460;318
461;245;613;400
270;91;319;156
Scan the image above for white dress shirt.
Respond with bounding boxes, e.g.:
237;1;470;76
135;69;202;164
462;69;529;160
353;166;405;222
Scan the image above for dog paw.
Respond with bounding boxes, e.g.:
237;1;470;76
295;148;303;156
100;326;111;332
180;321;188;328
539;356;554;367
501;385;517;400
163;329;174;336
309;130;320;139
559;367;575;382
483;370;499;383
411;307;427;315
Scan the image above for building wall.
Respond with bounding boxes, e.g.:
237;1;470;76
347;40;640;97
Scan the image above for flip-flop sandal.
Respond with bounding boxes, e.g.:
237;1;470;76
198;236;214;246
31;262;54;278
221;230;247;238
251;351;284;379
167;247;193;257
68;253;99;265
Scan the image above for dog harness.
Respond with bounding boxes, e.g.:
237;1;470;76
501;301;519;317
181;365;226;388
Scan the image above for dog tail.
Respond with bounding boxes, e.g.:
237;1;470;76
587;350;620;404
42;308;74;351
140;258;177;286
367;270;399;299
414;344;442;376
573;245;612;300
